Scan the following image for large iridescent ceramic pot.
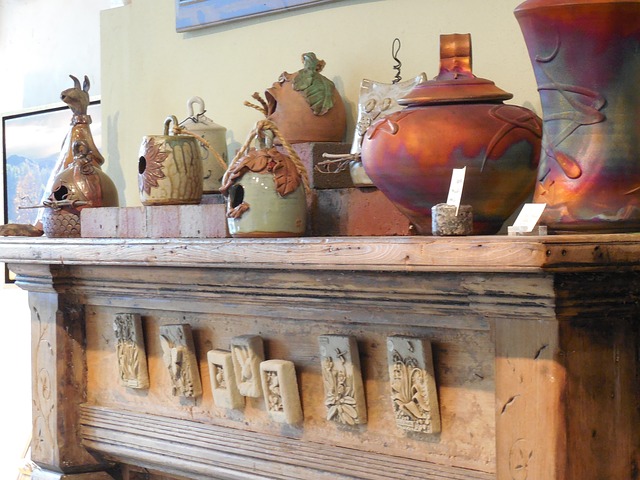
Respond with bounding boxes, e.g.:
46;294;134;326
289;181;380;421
515;0;640;233
360;34;542;235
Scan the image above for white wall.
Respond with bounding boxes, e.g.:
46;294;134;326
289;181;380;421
0;1;115;477
0;287;31;476
100;0;541;207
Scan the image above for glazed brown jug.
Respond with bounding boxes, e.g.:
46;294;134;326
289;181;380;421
361;34;542;235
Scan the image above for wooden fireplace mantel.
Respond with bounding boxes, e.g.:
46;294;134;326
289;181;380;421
2;234;640;480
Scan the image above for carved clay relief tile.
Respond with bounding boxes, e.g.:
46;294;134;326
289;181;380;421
387;336;441;434
260;359;303;425
114;313;150;389
230;335;265;398
159;324;202;398
318;335;367;425
207;349;244;410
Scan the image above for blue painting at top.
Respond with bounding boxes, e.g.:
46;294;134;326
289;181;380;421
176;0;342;31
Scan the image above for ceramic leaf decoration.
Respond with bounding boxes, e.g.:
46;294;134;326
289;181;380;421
220;119;309;237
138;137;168;195
292;52;335;116
244;53;346;144
222;147;301;198
271;151;302;197
222;150;269;187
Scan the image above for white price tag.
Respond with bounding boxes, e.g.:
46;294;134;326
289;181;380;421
511;203;546;233
446;167;466;214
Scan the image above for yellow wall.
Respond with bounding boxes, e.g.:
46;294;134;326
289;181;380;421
101;0;540;207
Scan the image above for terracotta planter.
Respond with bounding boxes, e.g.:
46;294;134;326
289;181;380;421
360;34;542;235
515;0;640;232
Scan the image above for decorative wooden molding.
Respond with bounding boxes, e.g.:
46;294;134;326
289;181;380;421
31;471;114;480
4;234;640;273
80;405;493;480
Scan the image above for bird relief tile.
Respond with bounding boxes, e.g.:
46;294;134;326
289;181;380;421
230;335;265;398
387;336;441;434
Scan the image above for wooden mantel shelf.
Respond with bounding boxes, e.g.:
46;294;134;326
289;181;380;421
3;233;640;480
1;233;640;272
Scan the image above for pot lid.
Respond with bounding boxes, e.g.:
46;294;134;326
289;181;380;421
398;33;513;106
181;96;226;132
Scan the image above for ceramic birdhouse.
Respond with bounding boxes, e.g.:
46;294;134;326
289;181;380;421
180;96;228;193
220;120;308;237
138;115;203;205
248;52;346;144
42;139;119;238
37;74;103;227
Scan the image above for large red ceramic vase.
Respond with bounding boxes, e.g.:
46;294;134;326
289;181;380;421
515;0;640;232
360;34;542;235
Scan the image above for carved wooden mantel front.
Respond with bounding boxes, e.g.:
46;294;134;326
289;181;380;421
2;234;640;480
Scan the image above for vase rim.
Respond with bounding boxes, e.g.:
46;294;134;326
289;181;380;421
515;0;640;14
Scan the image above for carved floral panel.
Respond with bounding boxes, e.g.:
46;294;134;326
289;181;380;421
387;336;441;434
114;313;149;389
318;335;367;425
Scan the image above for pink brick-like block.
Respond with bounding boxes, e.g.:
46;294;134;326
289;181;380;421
80;207;120;238
146;205;181;238
311;188;412;236
118;206;147;238
200;204;229;238
178;204;228;238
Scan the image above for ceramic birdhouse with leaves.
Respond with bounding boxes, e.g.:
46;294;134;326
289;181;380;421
248;52;346;144
220;120;308;237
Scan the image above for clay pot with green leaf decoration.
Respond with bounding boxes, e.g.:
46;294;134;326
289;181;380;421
220;120;309;237
251;52;346;144
138;115;203;205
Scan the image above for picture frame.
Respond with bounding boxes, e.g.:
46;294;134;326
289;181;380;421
175;0;344;32
2;100;101;282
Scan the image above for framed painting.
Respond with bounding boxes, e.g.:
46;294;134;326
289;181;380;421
175;0;344;32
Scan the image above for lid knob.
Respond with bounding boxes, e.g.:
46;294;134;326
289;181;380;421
438;33;473;79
